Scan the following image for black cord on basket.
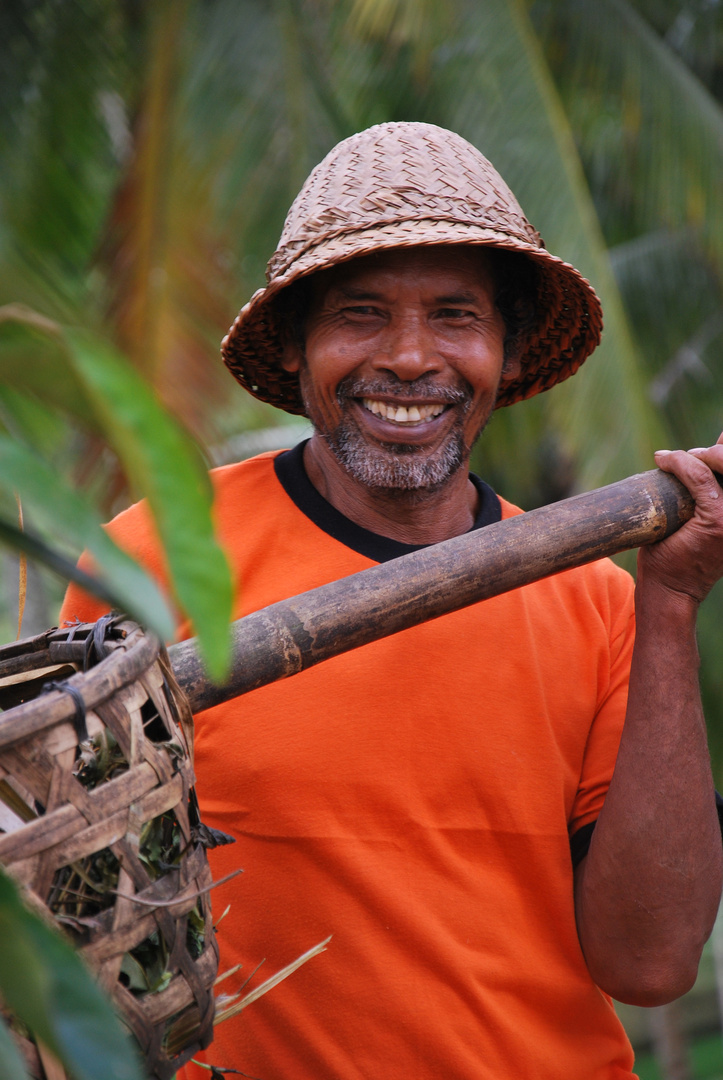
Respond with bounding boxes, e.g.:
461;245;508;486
85;611;121;669
39;615;126;750
40;681;89;744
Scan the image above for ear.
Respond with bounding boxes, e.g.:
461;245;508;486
501;346;522;382
280;338;303;373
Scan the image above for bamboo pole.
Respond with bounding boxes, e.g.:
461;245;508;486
169;468;696;712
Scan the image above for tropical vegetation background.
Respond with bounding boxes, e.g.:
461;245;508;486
1;0;723;1077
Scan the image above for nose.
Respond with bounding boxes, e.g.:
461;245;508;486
370;315;444;382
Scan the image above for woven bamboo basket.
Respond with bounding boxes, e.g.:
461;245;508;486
0;615;222;1080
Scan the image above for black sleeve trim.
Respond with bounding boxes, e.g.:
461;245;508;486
570;791;723;869
570;822;596;869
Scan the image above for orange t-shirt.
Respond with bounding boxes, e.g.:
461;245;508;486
60;447;637;1079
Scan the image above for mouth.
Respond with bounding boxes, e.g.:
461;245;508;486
360;397;448;426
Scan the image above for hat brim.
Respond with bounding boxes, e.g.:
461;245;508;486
221;220;603;415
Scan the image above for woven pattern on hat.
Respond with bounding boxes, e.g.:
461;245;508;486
268;124;542;279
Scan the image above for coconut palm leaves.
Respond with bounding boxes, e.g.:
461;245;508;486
1;1;723;1076
2;0;723;683
1;0;722;661
535;0;723;451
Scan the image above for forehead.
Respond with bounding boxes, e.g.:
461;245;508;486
310;245;498;301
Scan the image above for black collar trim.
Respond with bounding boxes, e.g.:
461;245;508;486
273;440;502;563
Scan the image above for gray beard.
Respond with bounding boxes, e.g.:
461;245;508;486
302;373;477;493
327;418;468;492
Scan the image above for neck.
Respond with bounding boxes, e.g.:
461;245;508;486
303;436;479;545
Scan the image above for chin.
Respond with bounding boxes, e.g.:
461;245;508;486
328;426;468;493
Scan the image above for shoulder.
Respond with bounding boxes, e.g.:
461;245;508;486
98;451;290;564
497;494;635;633
210;449;283;490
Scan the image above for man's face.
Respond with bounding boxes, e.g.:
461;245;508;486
281;246;512;493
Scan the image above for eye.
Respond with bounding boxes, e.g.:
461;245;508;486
435;307;476;321
340;305;385;324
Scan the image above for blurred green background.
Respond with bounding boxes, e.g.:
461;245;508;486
1;1;723;1074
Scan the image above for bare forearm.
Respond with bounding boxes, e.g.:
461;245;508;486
575;571;722;1005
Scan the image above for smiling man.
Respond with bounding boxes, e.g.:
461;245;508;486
281;247;510;542
61;122;723;1079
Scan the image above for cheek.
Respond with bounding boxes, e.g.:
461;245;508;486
457;336;506;393
299;365;344;429
300;337;360;408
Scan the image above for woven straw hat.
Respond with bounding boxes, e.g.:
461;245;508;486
222;122;602;413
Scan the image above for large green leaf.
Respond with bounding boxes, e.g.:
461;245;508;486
0;438;174;640
0;384;69;459
0;305;231;679
65;329;232;681
0;868;144;1080
0;1013;32;1080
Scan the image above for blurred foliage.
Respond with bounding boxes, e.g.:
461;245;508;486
0;5;721;721
0;866;144;1080
1;0;723;1074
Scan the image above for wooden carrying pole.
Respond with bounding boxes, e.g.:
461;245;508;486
169;468;695;713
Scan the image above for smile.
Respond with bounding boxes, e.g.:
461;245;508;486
361;398;447;425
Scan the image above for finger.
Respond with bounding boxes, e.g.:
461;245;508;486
684;430;723;457
658;439;723;474
686;442;723;480
654;448;721;503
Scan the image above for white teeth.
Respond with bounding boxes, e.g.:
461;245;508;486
361;398;446;424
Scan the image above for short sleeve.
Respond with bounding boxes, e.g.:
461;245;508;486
569;567;636;836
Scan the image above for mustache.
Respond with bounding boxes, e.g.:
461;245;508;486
336;374;472;406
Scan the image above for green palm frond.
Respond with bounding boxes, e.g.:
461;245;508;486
534;0;723;261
